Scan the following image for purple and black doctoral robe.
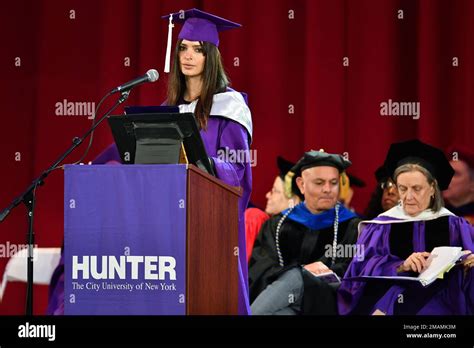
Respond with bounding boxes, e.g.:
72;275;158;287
338;205;474;315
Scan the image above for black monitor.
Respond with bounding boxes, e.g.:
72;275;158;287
107;111;215;176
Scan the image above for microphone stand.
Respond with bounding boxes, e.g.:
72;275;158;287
0;89;130;315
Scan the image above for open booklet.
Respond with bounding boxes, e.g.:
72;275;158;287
345;246;465;287
308;271;341;284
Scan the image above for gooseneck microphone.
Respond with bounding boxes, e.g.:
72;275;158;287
111;69;159;94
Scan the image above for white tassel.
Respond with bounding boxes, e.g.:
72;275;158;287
164;14;174;73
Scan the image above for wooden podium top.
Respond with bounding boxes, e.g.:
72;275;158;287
187;164;242;198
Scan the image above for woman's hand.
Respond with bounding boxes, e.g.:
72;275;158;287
397;252;431;273
304;261;331;275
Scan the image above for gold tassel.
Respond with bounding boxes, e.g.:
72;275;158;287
339;172;350;201
284;171;295;199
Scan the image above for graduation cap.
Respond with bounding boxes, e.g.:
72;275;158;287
284;150;351;198
375;165;390;182
347;173;366;188
276;156;303;199
290;150;351;175
277;156;295;181
383;139;454;190
162;8;242;72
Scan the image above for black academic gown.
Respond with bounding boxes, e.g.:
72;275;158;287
249;215;360;314
446;202;474;225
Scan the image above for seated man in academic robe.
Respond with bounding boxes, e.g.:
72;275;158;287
245;156;303;261
338;140;474;315
249;150;361;315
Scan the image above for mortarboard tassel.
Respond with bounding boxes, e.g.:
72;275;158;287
339;172;350;202
164;14;174;73
284;171;295;199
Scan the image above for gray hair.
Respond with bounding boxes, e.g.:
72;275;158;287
393;163;444;213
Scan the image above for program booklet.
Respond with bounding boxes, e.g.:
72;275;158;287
345;246;465;287
309;271;341;284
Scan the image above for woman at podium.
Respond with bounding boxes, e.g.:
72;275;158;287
161;8;253;315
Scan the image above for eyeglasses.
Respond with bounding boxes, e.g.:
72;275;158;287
380;180;396;190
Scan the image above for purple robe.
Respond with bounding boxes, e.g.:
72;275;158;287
47;111;252;315
338;214;474;315
46;253;64;315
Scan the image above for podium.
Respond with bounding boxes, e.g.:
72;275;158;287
64;164;239;315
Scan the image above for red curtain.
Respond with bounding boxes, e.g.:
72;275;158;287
0;0;472;314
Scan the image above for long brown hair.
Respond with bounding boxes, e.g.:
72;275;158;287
167;39;229;129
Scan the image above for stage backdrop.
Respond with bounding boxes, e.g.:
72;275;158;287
0;0;472;314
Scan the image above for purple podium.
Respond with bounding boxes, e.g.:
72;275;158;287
64;164;239;315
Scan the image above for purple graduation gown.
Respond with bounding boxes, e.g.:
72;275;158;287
47;101;252;315
338;213;474;315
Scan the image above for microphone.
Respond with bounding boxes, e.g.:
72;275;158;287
111;69;159;94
